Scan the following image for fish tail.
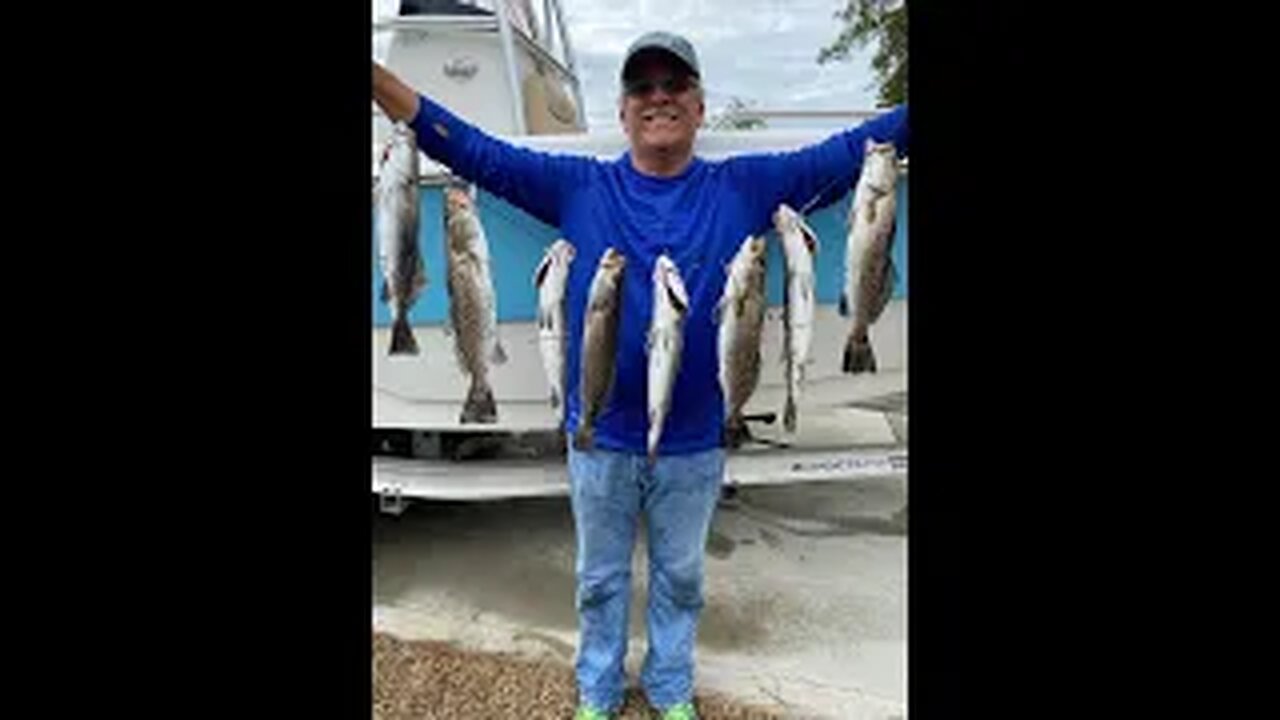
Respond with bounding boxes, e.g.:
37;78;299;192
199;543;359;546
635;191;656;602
783;395;797;434
573;422;594;451
842;332;877;374
723;415;752;449
389;316;419;355
460;379;498;424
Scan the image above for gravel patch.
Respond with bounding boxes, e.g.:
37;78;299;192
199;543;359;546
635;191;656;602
374;632;786;719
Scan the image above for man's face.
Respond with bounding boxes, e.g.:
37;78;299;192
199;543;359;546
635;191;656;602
619;52;705;158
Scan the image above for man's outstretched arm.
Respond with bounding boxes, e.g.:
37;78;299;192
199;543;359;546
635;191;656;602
373;62;419;124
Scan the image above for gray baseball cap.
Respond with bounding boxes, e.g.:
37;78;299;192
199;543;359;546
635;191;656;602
620;31;701;82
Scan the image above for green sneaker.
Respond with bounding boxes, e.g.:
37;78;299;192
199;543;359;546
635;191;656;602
659;702;698;720
574;705;612;720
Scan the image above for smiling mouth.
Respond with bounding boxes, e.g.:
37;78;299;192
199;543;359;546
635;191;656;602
641;109;680;122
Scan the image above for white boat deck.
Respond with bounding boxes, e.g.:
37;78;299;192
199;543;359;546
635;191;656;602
373;369;906;502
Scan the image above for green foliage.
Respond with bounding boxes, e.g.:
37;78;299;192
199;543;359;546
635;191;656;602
706;97;767;131
818;0;907;106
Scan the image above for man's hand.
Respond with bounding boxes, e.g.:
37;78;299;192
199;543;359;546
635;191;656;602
373;62;420;124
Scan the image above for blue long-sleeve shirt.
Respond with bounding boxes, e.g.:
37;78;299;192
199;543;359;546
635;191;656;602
409;95;909;455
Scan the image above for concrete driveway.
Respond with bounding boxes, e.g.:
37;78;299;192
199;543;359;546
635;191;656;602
373;468;906;719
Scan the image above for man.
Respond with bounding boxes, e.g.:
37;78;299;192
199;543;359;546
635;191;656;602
373;31;909;720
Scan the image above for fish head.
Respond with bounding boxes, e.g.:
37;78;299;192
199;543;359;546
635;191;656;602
772;203;798;232
773;205;818;255
597;248;627;289
443;193;476;254
862;139;898;190
380;123;419;178
535;239;576;288
653;254;689;314
652;253;677;283
444;185;474;217
552;238;577;265
587;247;627;303
600;247;627;274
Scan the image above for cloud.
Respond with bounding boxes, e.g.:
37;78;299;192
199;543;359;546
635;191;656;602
561;0;881;128
371;0;882;129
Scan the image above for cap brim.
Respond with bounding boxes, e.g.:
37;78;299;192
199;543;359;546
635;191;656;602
621;46;698;81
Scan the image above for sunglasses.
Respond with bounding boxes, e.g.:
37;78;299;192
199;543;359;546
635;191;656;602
623;74;698;97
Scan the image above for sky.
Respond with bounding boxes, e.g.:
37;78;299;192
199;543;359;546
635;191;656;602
374;0;881;132
558;0;880;129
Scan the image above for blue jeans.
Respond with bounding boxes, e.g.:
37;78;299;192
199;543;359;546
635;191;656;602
567;443;724;712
